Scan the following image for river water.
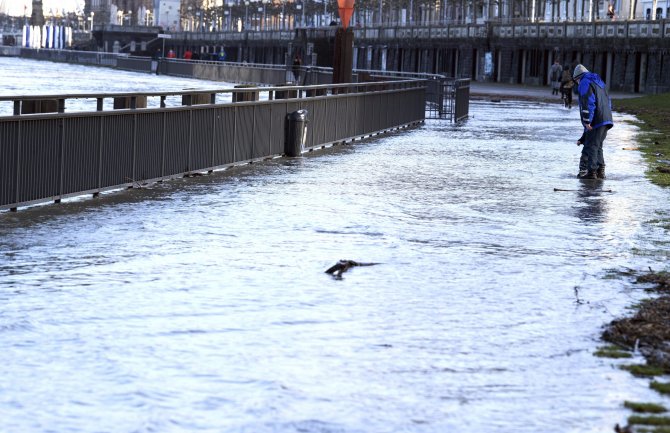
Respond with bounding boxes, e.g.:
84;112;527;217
1;57;669;433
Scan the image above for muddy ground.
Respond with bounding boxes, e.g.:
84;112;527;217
603;271;670;370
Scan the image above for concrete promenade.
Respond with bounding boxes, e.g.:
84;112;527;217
470;81;639;104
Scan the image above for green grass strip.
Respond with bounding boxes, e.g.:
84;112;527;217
613;93;670;187
594;345;632;359
621;364;666;377
651;381;670;395
624;401;667;413
628;415;670;426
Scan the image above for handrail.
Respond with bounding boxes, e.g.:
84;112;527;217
0;79;427;117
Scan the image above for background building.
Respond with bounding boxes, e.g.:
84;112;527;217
154;0;181;30
86;0;157;26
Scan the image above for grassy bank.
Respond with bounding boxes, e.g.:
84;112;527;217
612;93;670;187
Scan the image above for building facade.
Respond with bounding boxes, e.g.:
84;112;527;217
154;0;182;30
86;0;157;26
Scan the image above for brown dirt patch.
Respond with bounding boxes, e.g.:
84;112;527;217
602;272;670;370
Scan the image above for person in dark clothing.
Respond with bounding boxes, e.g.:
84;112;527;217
292;55;302;83
152;48;162;75
550;60;562;95
560;64;573;108
573;64;614;179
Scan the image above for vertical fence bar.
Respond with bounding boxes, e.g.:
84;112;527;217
11;121;21;211
132;112;138;184
96;116;104;196
187;109;193;172
161;110;166;178
57;118;65;203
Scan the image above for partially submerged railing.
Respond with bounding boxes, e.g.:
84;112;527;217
425;78;470;121
10;48;469;122
0;80;426;211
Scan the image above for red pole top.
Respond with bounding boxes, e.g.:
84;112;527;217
337;0;355;29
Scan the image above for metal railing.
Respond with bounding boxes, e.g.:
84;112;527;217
5;47;470;119
0;80;426;211
155;19;669;42
425;78;470;121
491;19;670;38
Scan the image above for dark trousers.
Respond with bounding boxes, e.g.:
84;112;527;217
581;126;608;171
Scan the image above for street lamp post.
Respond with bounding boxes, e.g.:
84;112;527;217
281;0;286;29
300;1;305;27
89;11;94;38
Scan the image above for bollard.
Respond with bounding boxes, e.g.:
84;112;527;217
113;96;147;109
182;93;211;106
284;109;308;157
232;85;259;102
274;83;298;100
20;99;59;114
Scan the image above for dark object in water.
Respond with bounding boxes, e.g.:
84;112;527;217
325;259;379;279
554;187;613;193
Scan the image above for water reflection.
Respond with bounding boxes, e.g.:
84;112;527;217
575;180;609;222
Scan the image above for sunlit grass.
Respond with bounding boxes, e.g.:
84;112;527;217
651;381;670;395
594;345;632;358
620;364;666;377
624;401;667;414
613;93;670;187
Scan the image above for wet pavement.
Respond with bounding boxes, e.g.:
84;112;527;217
471;81;639;103
1;58;670;433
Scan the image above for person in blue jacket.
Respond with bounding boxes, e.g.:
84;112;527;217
573;64;614;179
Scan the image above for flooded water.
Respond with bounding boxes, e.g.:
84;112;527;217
0;57;235;114
1;57;670;433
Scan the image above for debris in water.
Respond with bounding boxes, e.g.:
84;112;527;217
554;188;613;193
325;259;379;279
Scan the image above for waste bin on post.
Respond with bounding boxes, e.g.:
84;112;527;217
284;109;308;157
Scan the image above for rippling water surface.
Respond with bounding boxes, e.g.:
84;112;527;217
0;57;234;114
1;57;670;433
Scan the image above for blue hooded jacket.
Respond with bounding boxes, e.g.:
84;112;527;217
577;72;613;131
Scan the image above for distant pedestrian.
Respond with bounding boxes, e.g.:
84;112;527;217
167;49;176;59
560;64;573;108
152;48;162;75
573;64;614;179
184;49;193;60
292;55;302;83
550;60;562;95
